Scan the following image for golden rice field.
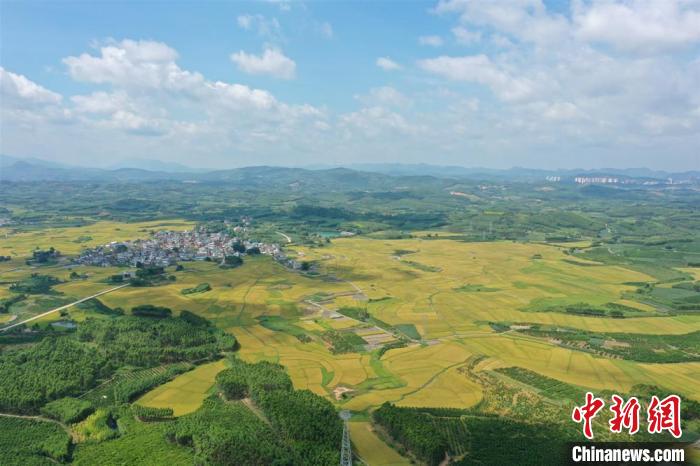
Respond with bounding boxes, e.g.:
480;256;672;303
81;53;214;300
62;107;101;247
137;359;228;416
293;237;700;336
2;220;699;431
0;220;193;257
348;422;410;466
460;335;700;400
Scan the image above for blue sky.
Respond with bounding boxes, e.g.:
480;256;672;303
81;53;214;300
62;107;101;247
1;0;699;170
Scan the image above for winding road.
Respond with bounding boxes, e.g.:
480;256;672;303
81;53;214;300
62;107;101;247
0;284;129;332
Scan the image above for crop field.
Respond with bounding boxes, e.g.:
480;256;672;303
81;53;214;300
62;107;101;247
2;219;698;462
0;220;194;257
459;335;700;399
293;237;700;337
4;224;698;407
220;236;700;412
348;421;410;466
137;359;228;416
99;257;349;328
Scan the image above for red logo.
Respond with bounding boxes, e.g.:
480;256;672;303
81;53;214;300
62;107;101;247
572;392;605;439
572;393;683;439
609;395;640;435
647;395;682;438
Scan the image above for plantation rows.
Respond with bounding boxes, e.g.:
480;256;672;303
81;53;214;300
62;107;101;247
494;367;586;401
431;417;470;457
82;363;192;407
0;416;71;465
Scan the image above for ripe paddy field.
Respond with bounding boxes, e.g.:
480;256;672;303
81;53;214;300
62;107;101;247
2;220;699;460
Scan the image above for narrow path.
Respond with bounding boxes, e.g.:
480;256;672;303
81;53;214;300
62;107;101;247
394;359;468;403
0;412;76;441
235;278;259;323
240;398;271;426
0;284;129;332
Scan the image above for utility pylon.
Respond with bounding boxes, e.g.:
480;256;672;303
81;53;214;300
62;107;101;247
340;410;352;466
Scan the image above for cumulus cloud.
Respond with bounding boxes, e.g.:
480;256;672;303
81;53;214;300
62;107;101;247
340;106;417;137
3;1;700;170
231;48;296;79
418;54;535;102
0;67;73;129
71;91;133;114
376;57;402;71
355;86;411;107
419;35;443;47
0;67;62;105
424;0;700;162
451;26;480;44
573;0;700;53
435;0;570;45
63;39;202;91
5;38;322;153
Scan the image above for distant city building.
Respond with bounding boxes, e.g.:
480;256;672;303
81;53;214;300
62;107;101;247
574;176;619;184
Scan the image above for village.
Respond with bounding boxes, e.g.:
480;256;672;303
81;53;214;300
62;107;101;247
75;225;286;268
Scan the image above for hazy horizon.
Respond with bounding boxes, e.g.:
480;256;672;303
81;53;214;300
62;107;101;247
2;1;700;171
3;153;698;175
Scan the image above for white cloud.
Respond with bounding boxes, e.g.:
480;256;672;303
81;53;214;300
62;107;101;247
4;1;700;171
573;0;700;53
340;106;417;137
4;39;322;151
235;14;282;41
230;48;296;79
435;0;570;45
419;35;443;47
451;26;481;44
418;54;535;102
237;14;254;30
376;57;402;71
106;110;168;136
0;67;72;130
71;91;132;114
0;67;62;105
541;101;582;121
63;39;203;91
490;34;514;48
355;86;411;107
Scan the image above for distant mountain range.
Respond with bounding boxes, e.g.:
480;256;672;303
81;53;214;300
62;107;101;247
338;163;700;181
1;154;698;184
107;157;205;173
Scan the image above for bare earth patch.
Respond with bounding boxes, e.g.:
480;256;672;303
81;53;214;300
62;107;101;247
333;386;354;400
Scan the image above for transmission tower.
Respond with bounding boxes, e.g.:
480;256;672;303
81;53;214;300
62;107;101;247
339;410;353;466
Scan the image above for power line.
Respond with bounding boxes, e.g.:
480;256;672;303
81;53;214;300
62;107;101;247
339;410;352;466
